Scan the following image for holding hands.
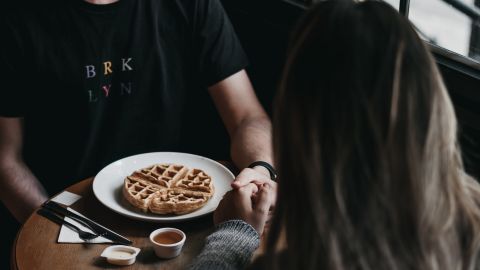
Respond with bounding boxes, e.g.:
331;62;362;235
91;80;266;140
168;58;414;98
214;168;277;234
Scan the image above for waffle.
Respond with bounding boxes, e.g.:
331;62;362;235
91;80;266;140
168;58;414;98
123;164;214;215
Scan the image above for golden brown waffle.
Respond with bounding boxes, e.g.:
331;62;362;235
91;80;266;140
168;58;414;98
123;164;214;215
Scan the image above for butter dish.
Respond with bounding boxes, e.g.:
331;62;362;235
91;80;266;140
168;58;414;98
101;245;141;266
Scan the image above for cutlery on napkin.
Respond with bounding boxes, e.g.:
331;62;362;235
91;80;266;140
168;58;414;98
41;191;131;244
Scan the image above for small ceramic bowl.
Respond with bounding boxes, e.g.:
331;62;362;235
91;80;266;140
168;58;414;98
149;227;186;259
100;245;141;266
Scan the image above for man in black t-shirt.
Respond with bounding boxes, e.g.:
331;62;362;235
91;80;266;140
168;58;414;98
0;0;273;230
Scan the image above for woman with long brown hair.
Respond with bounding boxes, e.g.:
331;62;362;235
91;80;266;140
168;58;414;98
191;1;480;269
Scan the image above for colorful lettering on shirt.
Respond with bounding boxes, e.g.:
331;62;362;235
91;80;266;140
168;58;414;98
85;65;96;78
104;61;113;75
102;84;112;97
85;57;134;102
122;58;133;71
88;90;98;102
120;82;132;95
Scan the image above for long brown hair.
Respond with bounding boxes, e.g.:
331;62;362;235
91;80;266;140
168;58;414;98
267;1;480;269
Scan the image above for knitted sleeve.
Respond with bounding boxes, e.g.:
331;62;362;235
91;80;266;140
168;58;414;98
189;220;260;270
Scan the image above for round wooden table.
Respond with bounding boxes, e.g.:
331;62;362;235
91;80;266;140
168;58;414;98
11;178;216;269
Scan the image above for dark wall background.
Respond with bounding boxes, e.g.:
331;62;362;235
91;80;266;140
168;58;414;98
222;0;302;115
438;58;480;179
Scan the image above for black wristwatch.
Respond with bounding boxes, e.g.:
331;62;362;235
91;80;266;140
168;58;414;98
247;161;277;180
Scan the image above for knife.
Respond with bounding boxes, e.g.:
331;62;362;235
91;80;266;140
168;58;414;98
43;201;132;245
42;204;96;232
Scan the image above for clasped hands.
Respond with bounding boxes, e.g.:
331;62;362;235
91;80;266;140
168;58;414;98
214;168;277;234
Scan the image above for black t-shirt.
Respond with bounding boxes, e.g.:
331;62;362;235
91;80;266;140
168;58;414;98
0;0;248;194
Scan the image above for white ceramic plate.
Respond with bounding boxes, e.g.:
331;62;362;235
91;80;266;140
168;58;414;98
92;152;234;222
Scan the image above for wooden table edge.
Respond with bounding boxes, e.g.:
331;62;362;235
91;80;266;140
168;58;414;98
10;180;89;270
11;221;24;270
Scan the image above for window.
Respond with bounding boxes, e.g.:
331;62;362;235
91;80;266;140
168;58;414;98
409;0;480;63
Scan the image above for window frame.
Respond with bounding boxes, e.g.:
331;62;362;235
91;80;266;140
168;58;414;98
400;0;410;16
399;0;480;74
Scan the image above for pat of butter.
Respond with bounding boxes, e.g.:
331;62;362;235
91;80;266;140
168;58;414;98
101;245;141;266
109;250;134;259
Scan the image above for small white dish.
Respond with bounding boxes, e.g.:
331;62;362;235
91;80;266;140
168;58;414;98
101;245;141;266
150;228;186;259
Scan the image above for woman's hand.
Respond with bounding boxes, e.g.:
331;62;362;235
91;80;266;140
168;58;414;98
214;183;275;234
231;168;278;209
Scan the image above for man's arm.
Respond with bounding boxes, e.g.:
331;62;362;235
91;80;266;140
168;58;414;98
208;70;273;175
0;117;48;223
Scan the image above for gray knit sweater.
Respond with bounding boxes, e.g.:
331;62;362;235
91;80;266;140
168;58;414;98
189;220;260;270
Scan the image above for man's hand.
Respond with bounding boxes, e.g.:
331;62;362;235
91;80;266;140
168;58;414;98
232;167;275;189
214;183;275;234
231;167;277;222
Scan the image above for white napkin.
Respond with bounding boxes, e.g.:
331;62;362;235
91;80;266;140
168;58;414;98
50;191;113;244
57;208;113;243
51;191;82;206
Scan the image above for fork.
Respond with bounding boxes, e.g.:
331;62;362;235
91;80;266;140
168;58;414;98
37;208;103;241
61;219;101;241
